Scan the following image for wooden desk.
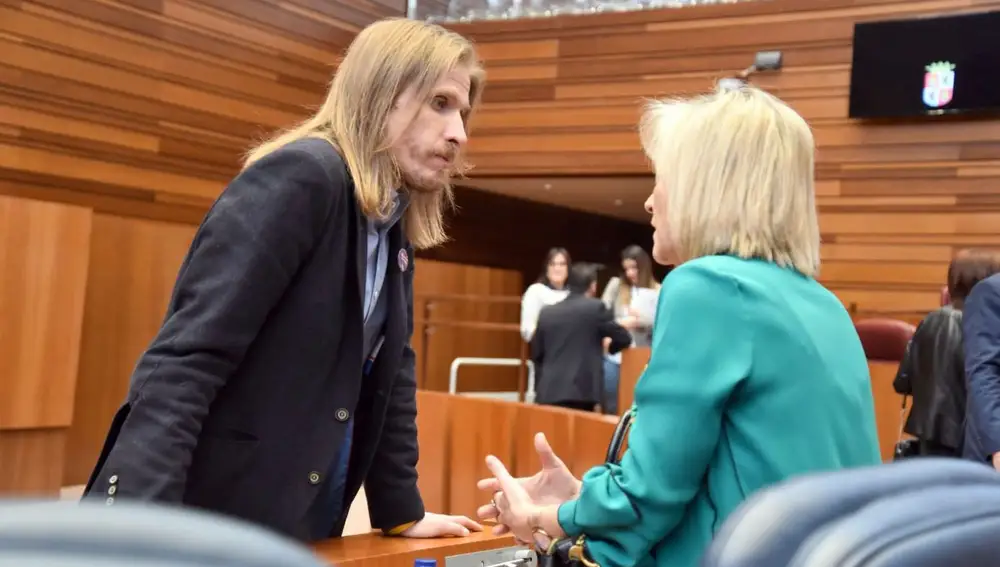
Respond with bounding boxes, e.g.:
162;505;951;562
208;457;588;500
314;530;517;567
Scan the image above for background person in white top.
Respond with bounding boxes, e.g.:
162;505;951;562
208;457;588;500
520;247;571;341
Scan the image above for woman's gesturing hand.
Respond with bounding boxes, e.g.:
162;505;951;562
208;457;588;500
483;453;543;544
476;433;581;536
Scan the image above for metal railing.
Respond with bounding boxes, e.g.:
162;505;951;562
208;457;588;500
448;357;537;402
416;292;531;401
410;0;751;23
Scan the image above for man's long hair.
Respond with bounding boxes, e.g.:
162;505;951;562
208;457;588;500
243;18;486;250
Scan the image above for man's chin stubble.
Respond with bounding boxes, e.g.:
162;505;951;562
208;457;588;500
403;173;449;194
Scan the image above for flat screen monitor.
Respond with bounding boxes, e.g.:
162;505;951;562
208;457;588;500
848;10;1000;119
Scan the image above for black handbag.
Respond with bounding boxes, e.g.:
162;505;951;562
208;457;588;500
893;395;919;461
536;408;634;567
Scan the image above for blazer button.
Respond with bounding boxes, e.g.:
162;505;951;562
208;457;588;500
308;472;322;485
105;497;114;505
335;408;350;422
108;474;118;485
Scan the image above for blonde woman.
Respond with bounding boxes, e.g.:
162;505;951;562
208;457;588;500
85;19;483;542
478;86;881;566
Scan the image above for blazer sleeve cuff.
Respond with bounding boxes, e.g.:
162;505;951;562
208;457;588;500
368;485;425;532
980;438;1000;459
383;520;419;536
557;500;583;538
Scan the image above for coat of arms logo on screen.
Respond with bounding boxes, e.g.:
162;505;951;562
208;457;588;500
922;61;956;109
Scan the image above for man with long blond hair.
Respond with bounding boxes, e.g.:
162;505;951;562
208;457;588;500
84;18;484;542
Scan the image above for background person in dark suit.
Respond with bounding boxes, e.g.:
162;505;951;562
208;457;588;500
83;19;483;542
530;263;632;412
962;272;1000;469
893;249;1000;458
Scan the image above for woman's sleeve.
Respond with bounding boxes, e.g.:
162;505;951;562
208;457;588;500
520;284;542;342
556;263;751;563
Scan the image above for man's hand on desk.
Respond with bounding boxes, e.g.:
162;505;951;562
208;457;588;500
476;433;581;537
398;512;483;538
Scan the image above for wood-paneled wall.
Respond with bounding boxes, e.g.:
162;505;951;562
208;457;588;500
428;186;657;288
0;0;650;492
1;0;653;287
0;195;92;496
448;0;1000;323
62;214;199;490
0;0;379;226
413;266;524;394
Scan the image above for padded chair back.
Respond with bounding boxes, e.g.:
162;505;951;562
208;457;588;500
790;483;1000;567
700;458;1000;567
854;318;915;362
0;500;328;567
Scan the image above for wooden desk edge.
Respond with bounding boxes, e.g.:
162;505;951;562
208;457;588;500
313;529;517;566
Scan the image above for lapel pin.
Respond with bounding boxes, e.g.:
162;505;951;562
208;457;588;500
398;249;409;272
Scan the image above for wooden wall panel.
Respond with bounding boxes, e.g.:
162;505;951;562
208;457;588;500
0;195;92;496
428;186;658;288
415;390;452;514
446;0;1000;323
63;214;198;488
413;259;524;394
0;0;650;490
0;197;93;430
0;0;396;228
0;429;67;496
1;0;653;286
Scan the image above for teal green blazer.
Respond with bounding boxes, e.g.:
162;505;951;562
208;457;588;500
557;255;881;567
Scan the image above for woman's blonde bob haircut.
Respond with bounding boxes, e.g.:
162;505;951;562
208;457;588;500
244;18;485;250
639;84;821;276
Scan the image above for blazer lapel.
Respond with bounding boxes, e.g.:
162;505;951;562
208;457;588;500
354;209;367;307
375;225;407;386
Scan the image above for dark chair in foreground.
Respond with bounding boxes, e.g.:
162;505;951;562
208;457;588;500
0;499;327;567
701;458;1000;567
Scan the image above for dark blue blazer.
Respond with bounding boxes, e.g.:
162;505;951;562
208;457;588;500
83;138;423;541
962;273;1000;462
